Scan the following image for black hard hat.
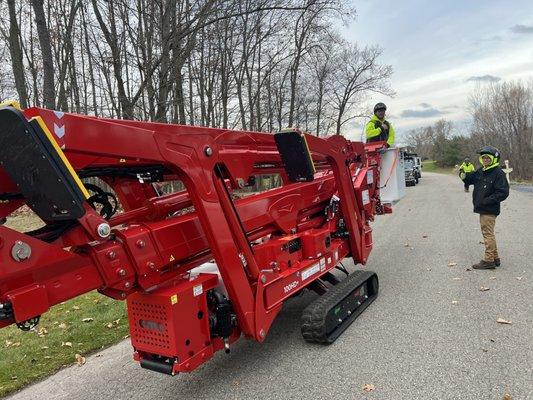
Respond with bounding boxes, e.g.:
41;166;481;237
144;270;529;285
374;102;387;112
478;145;501;160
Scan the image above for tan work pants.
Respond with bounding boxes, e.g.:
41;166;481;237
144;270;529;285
480;214;499;262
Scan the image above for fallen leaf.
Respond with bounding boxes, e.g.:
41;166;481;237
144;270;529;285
481;348;488;352
37;327;48;337
479;241;484;244
44;356;52;359
62;341;73;347
75;354;86;366
362;383;375;392
479;286;490;292
72;306;80;310
503;394;512;400
515;276;523;281
465;268;472;271
422;235;428;238
11;376;17;381
489;338;495;342
58;323;67;329
105;322;114;329
451;300;459;305
496;318;512;325
452;277;461;281
489;276;496;280
404;242;410;247
123;334;130;339
82;318;94;323
4;340;12;347
448;262;457;267
113;319;120;325
93;298;100;304
41;346;49;350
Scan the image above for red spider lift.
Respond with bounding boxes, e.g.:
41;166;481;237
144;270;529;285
0;102;391;375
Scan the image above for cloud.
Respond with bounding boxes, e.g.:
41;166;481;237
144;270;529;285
510;24;533;34
400;107;448;118
419;102;431;108
466;74;501;83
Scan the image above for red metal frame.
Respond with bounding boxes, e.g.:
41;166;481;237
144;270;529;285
0;107;390;374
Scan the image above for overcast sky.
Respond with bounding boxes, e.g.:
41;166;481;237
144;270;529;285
341;0;533;144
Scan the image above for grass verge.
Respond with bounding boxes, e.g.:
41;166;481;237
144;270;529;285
0;292;128;397
421;160;455;175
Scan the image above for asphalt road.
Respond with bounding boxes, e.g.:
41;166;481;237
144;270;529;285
8;172;533;400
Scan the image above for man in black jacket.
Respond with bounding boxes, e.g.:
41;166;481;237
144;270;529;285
460;146;509;269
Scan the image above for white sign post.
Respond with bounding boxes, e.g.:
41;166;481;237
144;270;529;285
502;160;513;183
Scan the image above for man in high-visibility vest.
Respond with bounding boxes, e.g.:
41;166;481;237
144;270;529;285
459;157;475;192
460;146;509;270
365;102;395;148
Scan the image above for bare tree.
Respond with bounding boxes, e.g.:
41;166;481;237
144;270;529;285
4;0;29;108
31;0;55;108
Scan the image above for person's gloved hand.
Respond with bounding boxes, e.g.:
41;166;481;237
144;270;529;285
381;122;389;131
459;171;466;180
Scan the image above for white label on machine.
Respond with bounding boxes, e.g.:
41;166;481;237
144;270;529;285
319;257;326;271
327;256;332;265
366;170;373;184
362;189;370;205
301;263;320;281
193;284;203;297
334;250;339;261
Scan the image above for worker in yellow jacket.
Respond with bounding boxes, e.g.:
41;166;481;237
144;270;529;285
365;102;395;148
459;157;475;192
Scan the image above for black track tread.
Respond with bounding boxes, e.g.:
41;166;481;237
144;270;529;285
301;270;376;344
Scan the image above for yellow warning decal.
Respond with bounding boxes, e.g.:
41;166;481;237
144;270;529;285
0;100;22;110
30;116;90;199
300;133;316;174
169;255;175;262
170;295;178;305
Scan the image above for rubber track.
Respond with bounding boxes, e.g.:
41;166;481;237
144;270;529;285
301;270;377;344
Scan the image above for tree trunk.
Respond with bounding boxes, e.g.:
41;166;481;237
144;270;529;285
31;0;55;109
7;0;29;108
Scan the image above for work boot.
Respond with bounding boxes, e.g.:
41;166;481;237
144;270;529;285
472;260;496;270
494;258;501;267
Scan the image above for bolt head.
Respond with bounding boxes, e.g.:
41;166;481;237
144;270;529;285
97;223;111;238
147;261;156;270
259;329;265;338
261;275;267;284
136;239;145;248
124;281;131;289
107;251;116;260
204;146;213;156
11;241;31;261
117;268;126;277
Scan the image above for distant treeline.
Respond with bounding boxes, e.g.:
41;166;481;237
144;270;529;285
405;81;533;180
